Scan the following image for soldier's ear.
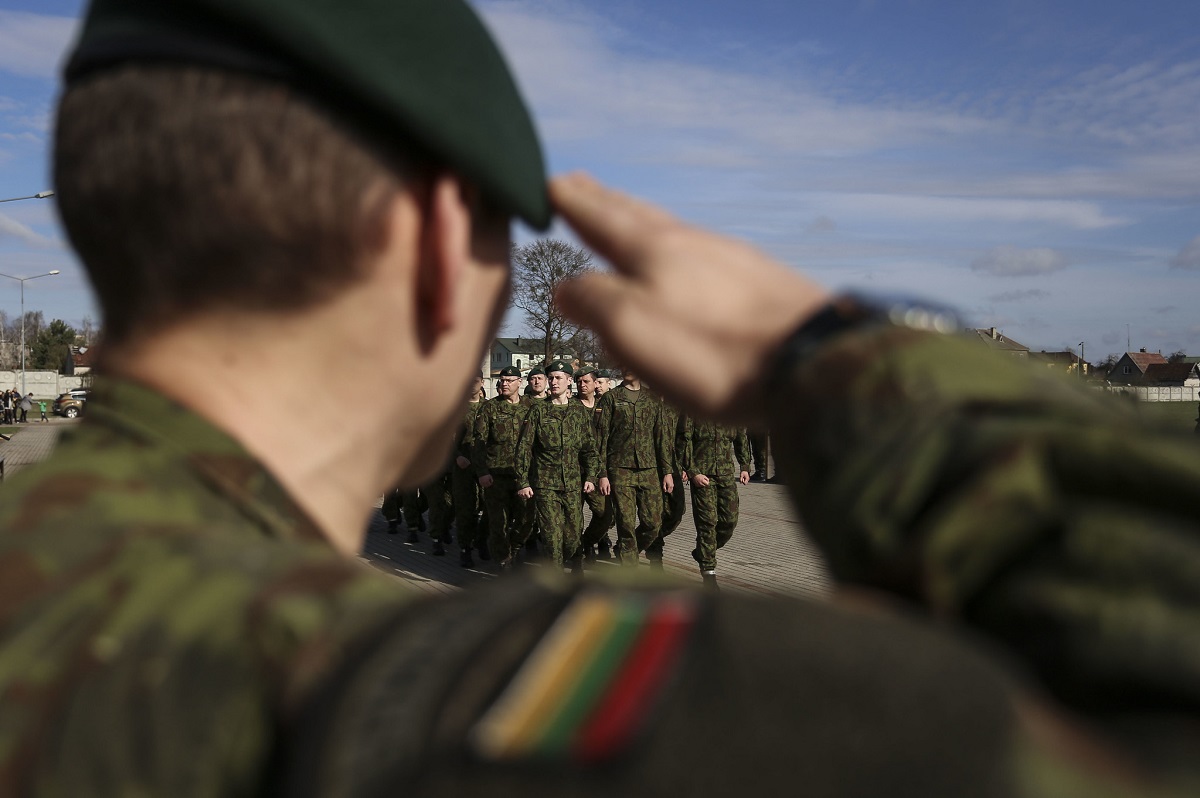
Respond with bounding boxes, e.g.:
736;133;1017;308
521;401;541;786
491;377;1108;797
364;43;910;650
415;174;471;347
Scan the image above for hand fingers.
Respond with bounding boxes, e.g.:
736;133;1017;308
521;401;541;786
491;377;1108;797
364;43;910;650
549;172;677;274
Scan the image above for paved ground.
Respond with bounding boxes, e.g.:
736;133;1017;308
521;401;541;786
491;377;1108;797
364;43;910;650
0;420;832;598
0;418;70;479
361;482;830;599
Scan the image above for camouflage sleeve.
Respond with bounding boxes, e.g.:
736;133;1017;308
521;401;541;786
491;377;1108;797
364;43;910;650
456;405;475;459
767;325;1200;723
734;427;751;474
472;401;493;478
578;407;599;486
681;414;694;475
654;399;672;476
596;392;613;480
515;402;540;491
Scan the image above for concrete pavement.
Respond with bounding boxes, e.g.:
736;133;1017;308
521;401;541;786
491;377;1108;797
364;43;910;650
0;420;833;598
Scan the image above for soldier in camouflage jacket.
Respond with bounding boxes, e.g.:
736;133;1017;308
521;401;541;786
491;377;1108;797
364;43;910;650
680;417;751;586
515;361;599;569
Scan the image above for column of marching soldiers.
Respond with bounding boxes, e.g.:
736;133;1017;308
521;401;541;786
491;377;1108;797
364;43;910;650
380;361;756;588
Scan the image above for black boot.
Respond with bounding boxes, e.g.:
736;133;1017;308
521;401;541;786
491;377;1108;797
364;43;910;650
433;541;446;556
701;570;719;591
460;549;475;568
477;540;491;561
597;537;613;560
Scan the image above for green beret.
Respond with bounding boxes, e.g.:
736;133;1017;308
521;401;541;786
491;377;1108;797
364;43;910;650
528;365;545;377
575;365;597;378
545;360;573;377
64;0;550;229
498;366;521;378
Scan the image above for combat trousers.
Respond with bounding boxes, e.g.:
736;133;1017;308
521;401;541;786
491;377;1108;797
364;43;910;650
483;474;534;564
647;472;686;559
690;475;740;571
533;487;584;568
424;472;453;542
451;465;483;550
610;466;663;565
580;489;614;548
401;490;426;532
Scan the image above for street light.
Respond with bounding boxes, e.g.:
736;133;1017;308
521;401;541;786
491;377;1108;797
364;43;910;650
0;270;61;394
0;190;54;203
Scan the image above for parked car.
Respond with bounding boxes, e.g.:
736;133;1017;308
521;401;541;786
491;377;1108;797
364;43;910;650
53;389;90;419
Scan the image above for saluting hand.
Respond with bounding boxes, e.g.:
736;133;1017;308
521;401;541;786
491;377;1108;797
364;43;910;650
551;173;830;426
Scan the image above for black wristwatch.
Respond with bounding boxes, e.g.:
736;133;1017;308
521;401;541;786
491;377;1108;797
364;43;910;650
770;292;962;377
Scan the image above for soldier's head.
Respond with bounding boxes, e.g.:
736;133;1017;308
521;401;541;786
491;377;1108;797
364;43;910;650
622;368;640;387
575;366;598;399
596;370;611;394
497;367;522;400
528;366;548;395
545;361;573;399
53;0;549;489
469;373;485;401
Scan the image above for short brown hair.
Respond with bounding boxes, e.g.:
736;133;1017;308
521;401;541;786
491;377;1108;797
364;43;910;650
55;65;406;344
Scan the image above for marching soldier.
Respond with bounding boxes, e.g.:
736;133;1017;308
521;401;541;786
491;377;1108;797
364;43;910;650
524;365;549;400
680;416;752;588
596;368;674;566
654;397;687;560
473;366;536;571
453;374;488;566
575;366;615;559
516;361;598;570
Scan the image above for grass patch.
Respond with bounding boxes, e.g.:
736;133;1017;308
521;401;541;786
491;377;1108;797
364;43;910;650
1139;401;1199;434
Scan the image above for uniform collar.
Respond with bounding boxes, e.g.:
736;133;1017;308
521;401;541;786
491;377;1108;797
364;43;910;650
84;377;329;547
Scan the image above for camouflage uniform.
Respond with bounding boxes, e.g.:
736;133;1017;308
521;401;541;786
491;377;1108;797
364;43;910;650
654;400;687;558
472;394;535;564
516;399;599;568
0;379;414;795
596;384;673;564
452;400;486;556
680;417;751;571
578;398;615;553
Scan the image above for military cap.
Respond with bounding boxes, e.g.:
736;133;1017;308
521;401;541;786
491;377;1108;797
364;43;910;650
544;360;573;377
528;365;546;377
575;365;597;378
498;366;521;378
64;0;550;229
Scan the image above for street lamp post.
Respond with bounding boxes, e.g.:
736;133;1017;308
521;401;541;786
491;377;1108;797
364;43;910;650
0;271;61;394
0;190;60;396
0;190;54;204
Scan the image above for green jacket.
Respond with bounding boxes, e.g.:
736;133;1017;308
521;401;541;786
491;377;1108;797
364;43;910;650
595;384;672;478
456;400;484;461
515;400;599;492
0;379;411;796
681;418;750;479
472;395;534;477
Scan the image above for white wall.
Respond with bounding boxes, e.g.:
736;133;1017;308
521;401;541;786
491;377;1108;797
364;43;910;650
0;371;86;397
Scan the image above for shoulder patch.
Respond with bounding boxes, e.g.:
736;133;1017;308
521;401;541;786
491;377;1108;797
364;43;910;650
469;590;698;764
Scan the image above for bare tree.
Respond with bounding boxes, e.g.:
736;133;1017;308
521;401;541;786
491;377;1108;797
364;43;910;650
510;239;594;363
1168;349;1189;363
78;315;99;347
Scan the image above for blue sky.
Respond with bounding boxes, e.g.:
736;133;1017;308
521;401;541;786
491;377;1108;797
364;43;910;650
0;0;1197;360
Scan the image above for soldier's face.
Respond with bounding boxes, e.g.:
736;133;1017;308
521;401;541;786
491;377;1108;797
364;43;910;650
548;371;571;398
498;376;520;398
596;378;609;394
530;374;547;393
577;374;596;397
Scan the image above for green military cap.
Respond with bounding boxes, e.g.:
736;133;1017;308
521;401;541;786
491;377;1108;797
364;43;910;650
498;366;521;378
64;0;551;230
575;365;597;378
528;365;546;377
544;360;573;377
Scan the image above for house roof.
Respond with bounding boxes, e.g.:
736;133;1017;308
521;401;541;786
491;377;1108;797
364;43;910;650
494;337;535;352
1141;362;1198;384
967;328;1028;352
71;345;99;368
1031;350;1082;365
1123;351;1167;372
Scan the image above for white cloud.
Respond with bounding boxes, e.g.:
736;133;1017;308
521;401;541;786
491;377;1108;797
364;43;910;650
971;246;1069;277
0;214;57;248
0;11;79;80
987;289;1051;303
824;194;1124;230
1169;235;1200;270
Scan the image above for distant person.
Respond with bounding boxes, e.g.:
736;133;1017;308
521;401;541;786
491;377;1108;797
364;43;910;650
38;400;48;422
